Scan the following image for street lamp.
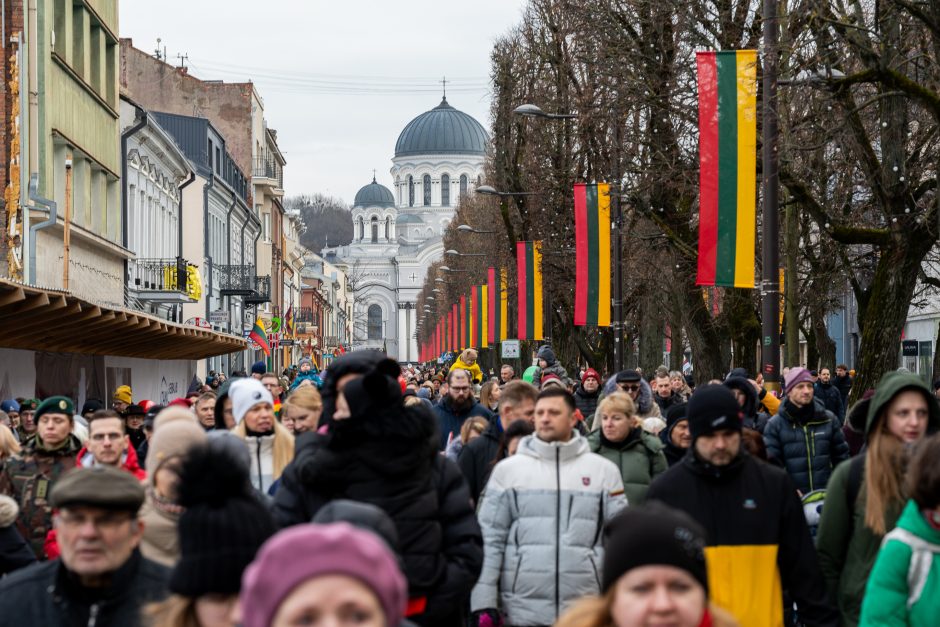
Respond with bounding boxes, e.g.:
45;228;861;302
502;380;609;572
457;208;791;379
439;266;469;274
513;104;578;119
457;224;496;234
475;185;536;198
445;249;486;257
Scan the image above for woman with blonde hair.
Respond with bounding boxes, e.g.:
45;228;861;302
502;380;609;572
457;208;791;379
555;503;738;627
445;415;488;462
282;385;323;434
817;371;940;626
0;423;21;462
480;379;501;412
587;392;667;505
229;378;295;494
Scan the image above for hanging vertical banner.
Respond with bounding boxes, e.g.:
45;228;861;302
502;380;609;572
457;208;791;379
499;268;509;341
479;284;489;348
487;268;498;342
451;304;458;352
459;296;466;350
487;268;508;343
470;286;479;348
574;183;612;326
465;293;472;349
696;50;758;288
517;241;544;340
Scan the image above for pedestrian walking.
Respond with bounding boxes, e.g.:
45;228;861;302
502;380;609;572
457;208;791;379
445;415;488;462
763;367;849;495
646;384;838;627
833;364;853;409
599;371;661;426
0;466;169;627
0;396;83;558
573;368;602;422
859;433;940;626
660;403;690;466
123;403;149;452
76;409;147;480
112;385;132;413
14;398;38;441
652;372;684;414
240;523;409;627
587;392;667;506
555;502;739;627
470;387;626;626
816;368;846;422
723;376;771;432
480;379;501;413
434;368;494;450
816;371;939;626
192;392;217;430
281;385;323;434
229;378;295;494
316;349;400;430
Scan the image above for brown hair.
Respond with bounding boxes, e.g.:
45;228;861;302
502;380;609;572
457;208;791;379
554;591;616;627
144;595;201;627
460;416;488;444
499;380;538;412
907;433;940;509
195;392;217;407
864;416;910;534
88;409;125;434
480;380;499;408
597;392;640;428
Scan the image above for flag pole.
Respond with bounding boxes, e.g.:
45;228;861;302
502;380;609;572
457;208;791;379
760;0;781;391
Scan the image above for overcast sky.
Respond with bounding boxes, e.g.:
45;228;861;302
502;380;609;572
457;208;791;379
121;1;527;204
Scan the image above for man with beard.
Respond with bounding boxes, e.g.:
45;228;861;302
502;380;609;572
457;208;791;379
433;368;493;451
271;360;482;626
647;385;838;627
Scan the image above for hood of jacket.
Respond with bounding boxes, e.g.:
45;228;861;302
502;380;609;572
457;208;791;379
318;350;398;427
723;377;757;418
516;431;589;463
603;375;655;415
865;371;940;437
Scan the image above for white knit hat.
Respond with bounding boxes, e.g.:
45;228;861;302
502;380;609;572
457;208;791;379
229;378;274;425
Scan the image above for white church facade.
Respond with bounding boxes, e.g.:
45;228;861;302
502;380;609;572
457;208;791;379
323;97;488;362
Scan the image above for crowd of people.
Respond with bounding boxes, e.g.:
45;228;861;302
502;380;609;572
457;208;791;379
0;347;937;627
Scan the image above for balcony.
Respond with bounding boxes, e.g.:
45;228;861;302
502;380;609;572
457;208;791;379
130;258;198;304
216;265;271;305
252;156;284;195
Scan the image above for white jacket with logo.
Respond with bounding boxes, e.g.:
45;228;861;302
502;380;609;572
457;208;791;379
470;432;627;626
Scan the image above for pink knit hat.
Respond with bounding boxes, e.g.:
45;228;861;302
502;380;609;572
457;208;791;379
240;522;408;627
784;367;815;396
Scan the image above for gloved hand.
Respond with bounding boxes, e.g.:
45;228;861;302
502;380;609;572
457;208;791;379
470;608;503;627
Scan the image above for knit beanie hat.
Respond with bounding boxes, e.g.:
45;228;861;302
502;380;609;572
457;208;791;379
0;399;19;414
784;367;815;396
170;442;276;597
298;357;313;369
686;384;742;442
662;402;689;442
582;368;601;385
228;378;273;425
146;418;207;477
113;385;132;405
602;501;709;593
79;399;102;415
241;523;408;627
540;373;565;390
250;360;267;376
536;345;557;365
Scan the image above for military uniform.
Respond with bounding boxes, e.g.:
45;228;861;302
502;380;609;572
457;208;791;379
0;433;83;559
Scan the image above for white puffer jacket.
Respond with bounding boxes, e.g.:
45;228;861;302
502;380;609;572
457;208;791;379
470;432;627;626
244;433;275;493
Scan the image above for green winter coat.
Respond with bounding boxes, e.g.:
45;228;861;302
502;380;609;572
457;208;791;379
816;372;940;627
859;500;940;627
587;427;667;505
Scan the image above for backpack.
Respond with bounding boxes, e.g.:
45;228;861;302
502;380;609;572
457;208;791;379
845;455;865;511
880;527;940;609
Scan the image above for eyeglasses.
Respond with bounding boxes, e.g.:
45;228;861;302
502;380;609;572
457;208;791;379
618;384;641;392
450;386;472;393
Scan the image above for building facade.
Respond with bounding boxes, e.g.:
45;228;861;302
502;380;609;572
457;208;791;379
325;97;487;362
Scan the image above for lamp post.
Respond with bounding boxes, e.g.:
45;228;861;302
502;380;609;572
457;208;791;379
445;249;487;257
475;185;537;198
456;224;497;234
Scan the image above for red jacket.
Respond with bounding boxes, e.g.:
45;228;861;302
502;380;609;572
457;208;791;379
74;438;147;481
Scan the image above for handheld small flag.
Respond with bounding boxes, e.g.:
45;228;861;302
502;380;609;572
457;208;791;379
695;50;758;288
249;317;271;356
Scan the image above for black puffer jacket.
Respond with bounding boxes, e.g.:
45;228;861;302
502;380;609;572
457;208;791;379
814;381;845;422
272;392;483;627
456;420;501;504
724;377;771;433
573;385;600;419
763;399;850;494
0;550;169;627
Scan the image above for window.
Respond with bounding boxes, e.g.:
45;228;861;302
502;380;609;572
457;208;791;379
215;148;221;174
263;212;271;242
408;175;414;207
423;174;432;206
385;217;390;240
358;217;364;241
459;174;468;200
371;216;378;243
441;174;450;206
208;141;213;170
367;305;383;340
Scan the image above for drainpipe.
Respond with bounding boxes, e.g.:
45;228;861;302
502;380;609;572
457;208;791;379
202;176;215;374
224;195;237;336
176;170;195;321
27;174;56;285
120;107;147;305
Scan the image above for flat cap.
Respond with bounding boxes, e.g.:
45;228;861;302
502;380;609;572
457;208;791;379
34;396;74;421
50;466;145;513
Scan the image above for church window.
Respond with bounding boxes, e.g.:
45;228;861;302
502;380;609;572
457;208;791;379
367;305;383;340
358;217;364;241
371;216;378;243
408;176;414;207
395;177;401;205
441;174;450;206
459;174;468;200
423;174;432;206
385;217;390;240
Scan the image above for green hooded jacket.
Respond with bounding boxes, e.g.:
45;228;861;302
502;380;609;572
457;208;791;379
859;499;940;627
815;372;940;627
587;427;667;505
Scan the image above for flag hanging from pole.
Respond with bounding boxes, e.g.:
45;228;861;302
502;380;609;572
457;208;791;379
464;293;472;349
285;305;295;336
517;241;543;340
451;304;458;352
574;183;612;326
695;50;758;288
479;284;489;348
249;317;271;356
470;287;478;348
459;296;467;350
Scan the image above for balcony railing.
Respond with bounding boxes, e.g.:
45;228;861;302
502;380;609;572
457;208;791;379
130;258;197;303
295;306;314;323
216;264;270;305
252;156;283;189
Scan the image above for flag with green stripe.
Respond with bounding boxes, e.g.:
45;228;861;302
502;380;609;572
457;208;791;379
574;183;612;326
696;50;757;288
487;267;508;343
516;241;543;340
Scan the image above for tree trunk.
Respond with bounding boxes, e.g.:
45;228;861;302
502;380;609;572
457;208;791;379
811;298;837;371
638;291;664;373
680;279;727;383
784;202;801;367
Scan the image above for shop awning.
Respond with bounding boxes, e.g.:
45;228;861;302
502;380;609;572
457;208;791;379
0;279;246;359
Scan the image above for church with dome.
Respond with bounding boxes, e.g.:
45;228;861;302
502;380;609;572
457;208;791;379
323;96;488;362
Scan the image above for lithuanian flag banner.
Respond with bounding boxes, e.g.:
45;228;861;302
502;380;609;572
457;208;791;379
517;241;544;340
478;285;489;348
451;304;458;352
574;183;612;326
696;50;758;289
470;286;479;348
459;296;467;350
465;293;472;348
249;317;270;356
487;267;509;343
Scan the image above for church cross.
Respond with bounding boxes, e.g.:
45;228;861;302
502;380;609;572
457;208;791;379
372;169;377;183
409;272;417;283
441;76;448;99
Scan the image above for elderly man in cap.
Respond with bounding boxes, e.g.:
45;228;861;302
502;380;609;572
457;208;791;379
0;396;83;558
0;466;169;626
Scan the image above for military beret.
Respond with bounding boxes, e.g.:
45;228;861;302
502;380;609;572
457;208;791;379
34;396;74;421
19;398;39;411
50;466;145;512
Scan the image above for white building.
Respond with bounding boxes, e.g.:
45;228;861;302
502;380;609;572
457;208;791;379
325;97;488;362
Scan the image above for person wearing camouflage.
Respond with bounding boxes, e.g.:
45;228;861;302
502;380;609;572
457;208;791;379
0;396;83;559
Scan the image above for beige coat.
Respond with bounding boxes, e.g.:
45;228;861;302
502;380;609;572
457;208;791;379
138;490;181;567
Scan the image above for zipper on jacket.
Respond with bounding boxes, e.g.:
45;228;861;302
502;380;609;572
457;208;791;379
802;426;814;492
255;439;263;492
555;447;561;619
87;603;99;627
